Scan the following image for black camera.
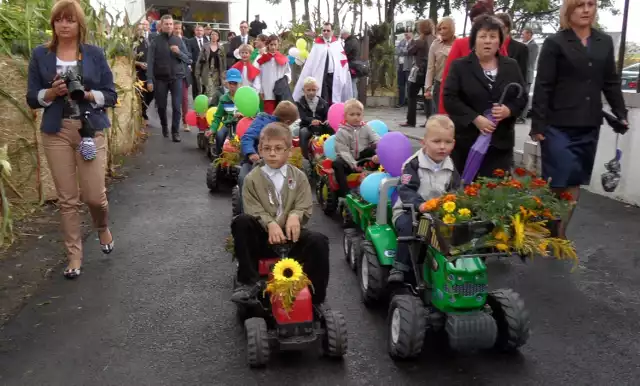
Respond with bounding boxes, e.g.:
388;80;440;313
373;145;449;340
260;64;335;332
60;67;85;101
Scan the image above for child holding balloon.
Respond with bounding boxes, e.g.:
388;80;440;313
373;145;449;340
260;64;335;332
387;115;461;284
333;99;381;198
206;69;244;156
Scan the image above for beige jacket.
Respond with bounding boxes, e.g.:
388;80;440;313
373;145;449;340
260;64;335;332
242;163;313;230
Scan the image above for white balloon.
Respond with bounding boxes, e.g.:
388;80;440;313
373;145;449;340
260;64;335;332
288;47;300;57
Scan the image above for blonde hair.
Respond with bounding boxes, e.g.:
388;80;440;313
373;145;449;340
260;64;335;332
238;43;253;53
559;0;598;30
47;0;87;51
436;17;455;35
344;98;364;115
425;115;455;136
303;77;318;87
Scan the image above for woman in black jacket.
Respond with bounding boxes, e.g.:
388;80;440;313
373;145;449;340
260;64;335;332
296;77;332;160
531;0;628;237
443;15;527;178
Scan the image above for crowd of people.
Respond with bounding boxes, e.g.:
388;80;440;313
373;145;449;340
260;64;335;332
26;0;630;297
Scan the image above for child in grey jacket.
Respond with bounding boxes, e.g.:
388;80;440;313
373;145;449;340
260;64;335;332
333;99;380;197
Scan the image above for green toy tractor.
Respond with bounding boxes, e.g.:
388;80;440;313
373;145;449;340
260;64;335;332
342;177;530;359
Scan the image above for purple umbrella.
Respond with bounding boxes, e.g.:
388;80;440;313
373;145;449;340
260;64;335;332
461;82;524;184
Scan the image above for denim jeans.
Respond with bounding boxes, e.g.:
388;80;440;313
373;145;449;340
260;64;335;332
397;69;409;106
215;125;229;156
351;77;358;99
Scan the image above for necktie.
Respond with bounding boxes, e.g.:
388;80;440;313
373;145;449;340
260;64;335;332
198;38;202;50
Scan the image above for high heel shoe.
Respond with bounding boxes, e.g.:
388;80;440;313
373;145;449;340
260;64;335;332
99;231;114;254
63;267;81;279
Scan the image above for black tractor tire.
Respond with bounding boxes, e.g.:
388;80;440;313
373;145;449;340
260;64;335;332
387;294;427;360
322;310;348;358
206;163;219;192
358;241;387;307
316;178;337;216
487;289;530;352
231;185;241;217
197;133;206;150
244;317;270;367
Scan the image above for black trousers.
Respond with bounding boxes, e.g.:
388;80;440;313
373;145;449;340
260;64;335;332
406;73;427;126
139;80;155;121
299;124;334;159
333;148;376;197
322;73;334;105
231;214;330;305
154;78;183;134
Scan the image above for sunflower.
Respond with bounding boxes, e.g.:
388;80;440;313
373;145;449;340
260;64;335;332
442;201;456;213
317;134;330;147
272;258;304;282
265;258;313;314
442;214;456;224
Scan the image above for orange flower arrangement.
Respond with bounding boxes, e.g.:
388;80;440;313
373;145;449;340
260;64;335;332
486;182;498;189
560;191;574;201
464;185;479;196
532;196;543;207
420;198;441;212
531;178;547;188
442;194;457;202
493;169;506;178
514;167;527;177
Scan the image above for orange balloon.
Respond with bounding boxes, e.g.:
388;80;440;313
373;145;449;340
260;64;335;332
236;117;254;138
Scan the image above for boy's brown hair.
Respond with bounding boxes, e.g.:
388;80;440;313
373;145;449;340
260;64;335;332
256;34;268;42
260;122;292;147
266;34;280;44
273;101;300;123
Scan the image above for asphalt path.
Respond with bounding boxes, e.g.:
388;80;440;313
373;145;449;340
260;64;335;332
1;102;639;386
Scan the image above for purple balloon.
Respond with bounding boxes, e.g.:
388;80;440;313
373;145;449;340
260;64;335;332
377;132;413;177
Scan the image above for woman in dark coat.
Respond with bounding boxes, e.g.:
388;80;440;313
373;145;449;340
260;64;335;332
443;15;527;178
531;0;628;237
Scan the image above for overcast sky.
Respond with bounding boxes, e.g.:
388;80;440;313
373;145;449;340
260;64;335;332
98;0;640;42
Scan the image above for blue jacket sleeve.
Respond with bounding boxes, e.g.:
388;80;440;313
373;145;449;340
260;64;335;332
26;47;45;109
241;116;266;157
397;157;424;211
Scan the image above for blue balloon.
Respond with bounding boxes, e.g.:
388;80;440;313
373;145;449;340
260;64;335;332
323;135;337;160
288;55;296;65
360;172;392;205
368;120;389;137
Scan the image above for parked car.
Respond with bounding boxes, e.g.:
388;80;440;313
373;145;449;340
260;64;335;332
621;63;639;92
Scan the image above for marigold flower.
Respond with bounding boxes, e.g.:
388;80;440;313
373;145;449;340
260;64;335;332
493;169;506;178
458;208;471;217
543;209;554;219
464;186;478;196
486;182;498;189
531;178;547;187
420;198;440;212
560;191;574;201
442;214;456;224
443;194;457;202
494;231;509;242
510;180;523;189
442;201;456;213
471;183;482;189
532;196;543;207
496;243;510;251
514;167;527;177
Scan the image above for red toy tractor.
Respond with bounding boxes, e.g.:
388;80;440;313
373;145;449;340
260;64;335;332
235;244;348;367
315;157;378;217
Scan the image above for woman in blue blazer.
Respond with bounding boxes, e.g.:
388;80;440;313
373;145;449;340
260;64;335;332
26;0;118;279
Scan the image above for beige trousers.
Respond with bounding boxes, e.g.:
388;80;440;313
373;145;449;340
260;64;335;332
42;119;109;262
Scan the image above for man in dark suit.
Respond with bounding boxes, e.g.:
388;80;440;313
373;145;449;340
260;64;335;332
520;26;539;122
226;21;251;69
187;24;209;98
496;13;528;82
135;20;154;128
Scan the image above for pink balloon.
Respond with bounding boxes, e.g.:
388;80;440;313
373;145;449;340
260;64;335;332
327;103;345;131
185;110;198;126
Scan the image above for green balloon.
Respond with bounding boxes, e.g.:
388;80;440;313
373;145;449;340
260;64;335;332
234;86;260;118
194;95;209;114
